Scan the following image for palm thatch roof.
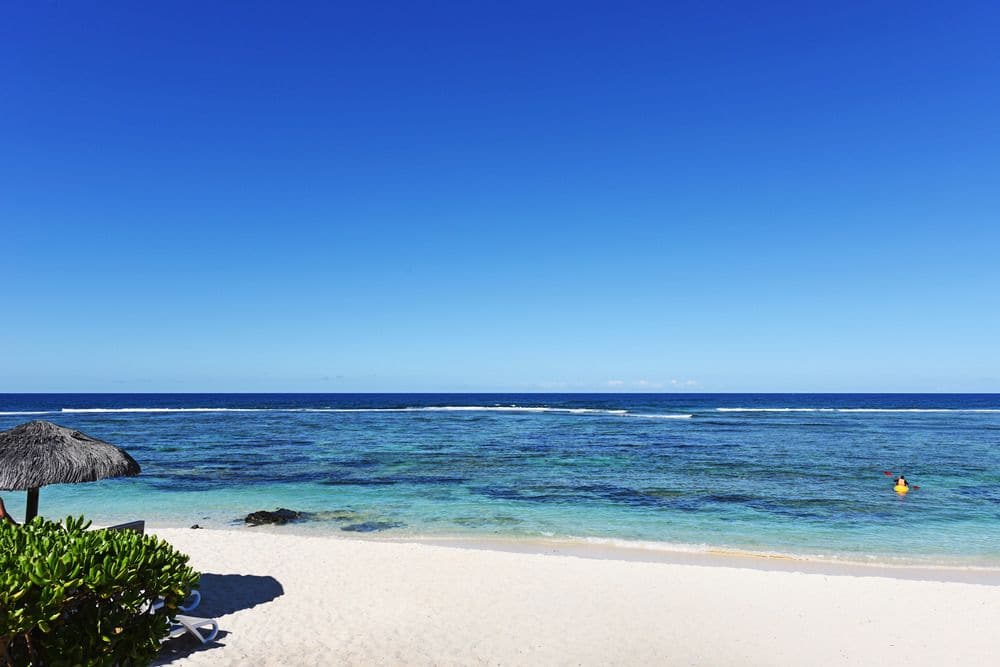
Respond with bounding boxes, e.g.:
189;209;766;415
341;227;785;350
0;420;140;490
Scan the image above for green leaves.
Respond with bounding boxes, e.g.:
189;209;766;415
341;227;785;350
0;517;200;665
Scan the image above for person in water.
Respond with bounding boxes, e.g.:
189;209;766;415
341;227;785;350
0;497;18;525
894;475;909;489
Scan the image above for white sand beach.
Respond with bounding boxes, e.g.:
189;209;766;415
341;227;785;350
152;528;1000;666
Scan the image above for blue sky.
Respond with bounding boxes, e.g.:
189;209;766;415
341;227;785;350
2;1;998;392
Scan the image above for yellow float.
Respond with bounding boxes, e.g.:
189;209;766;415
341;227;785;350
893;484;909;494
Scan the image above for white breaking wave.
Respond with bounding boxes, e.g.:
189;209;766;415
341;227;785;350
0;411;56;416
345;406;627;415
717;408;835;412
50;406;693;419
627;413;694;419
716;407;1000;413
836;408;1000;413
269;406;632;415
55;406;585;414
61;408;264;413
403;405;628;415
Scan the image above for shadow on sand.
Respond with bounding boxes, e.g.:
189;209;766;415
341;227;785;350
154;573;284;664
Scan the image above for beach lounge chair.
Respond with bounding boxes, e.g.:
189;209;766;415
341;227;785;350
105;520;146;534
167;614;219;644
150;593;218;644
103;520;200;613
102;520;216;643
100;520;217;644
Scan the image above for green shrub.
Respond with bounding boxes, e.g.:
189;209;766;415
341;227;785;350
0;516;200;666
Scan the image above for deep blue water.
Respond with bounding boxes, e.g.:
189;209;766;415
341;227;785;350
1;394;998;565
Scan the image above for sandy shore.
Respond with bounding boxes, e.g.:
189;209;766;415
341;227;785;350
152;528;1000;666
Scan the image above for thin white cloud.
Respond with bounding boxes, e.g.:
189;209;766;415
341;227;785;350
607;380;625;387
634;379;665;389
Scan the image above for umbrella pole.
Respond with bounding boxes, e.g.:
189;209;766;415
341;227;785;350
25;487;39;523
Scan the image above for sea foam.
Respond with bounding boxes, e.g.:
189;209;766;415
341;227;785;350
626;413;693;419
53;406;691;419
716;407;1000;413
61;408;263;413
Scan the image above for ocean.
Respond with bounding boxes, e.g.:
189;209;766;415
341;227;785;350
1;394;998;566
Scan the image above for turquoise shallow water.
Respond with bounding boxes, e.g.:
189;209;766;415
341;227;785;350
1;394;998;566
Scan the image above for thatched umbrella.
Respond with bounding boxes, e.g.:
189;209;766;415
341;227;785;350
0;420;141;522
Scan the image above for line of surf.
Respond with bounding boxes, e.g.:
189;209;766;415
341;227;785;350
626;413;693;419
565;536;1000;571
53;406;692;418
61;408;263;413
716;407;1000;413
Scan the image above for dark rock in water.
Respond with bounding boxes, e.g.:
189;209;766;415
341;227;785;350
341;520;404;533
190;524;202;529
245;508;303;526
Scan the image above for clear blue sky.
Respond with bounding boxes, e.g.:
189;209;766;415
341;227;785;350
2;1;998;392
